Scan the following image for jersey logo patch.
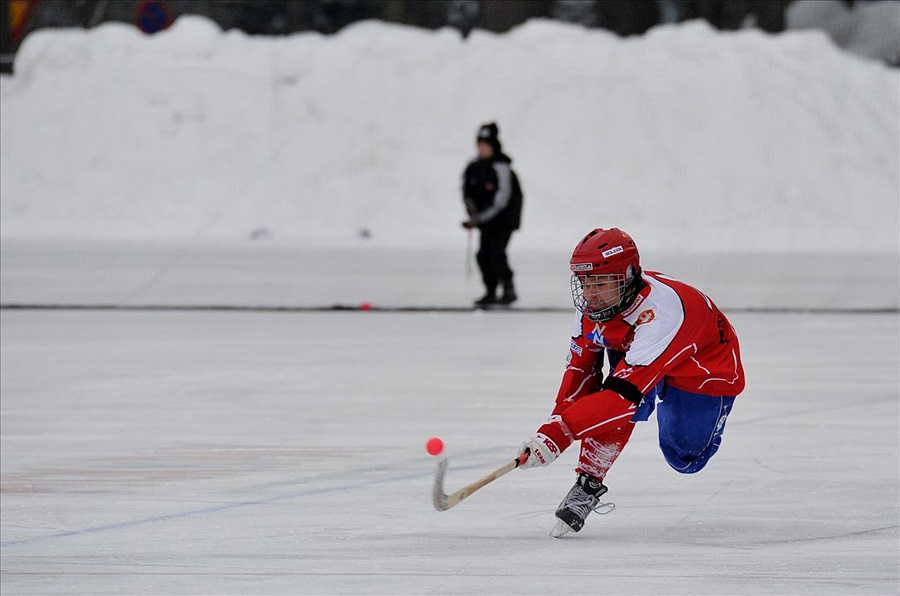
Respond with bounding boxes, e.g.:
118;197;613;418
635;309;655;326
620;292;646;317
570;341;583;356
586;323;608;346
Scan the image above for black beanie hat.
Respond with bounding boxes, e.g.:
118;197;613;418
477;122;502;153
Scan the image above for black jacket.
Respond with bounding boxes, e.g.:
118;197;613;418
462;153;523;230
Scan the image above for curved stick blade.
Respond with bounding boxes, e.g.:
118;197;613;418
432;454;526;512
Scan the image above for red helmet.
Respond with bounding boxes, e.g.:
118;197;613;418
569;228;642;321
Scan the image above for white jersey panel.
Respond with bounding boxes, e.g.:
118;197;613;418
622;274;685;366
571;309;584;338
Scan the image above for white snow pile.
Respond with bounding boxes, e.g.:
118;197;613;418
1;16;897;257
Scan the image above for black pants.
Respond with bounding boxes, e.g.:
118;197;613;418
476;224;514;292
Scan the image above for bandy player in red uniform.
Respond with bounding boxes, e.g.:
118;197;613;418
518;228;745;537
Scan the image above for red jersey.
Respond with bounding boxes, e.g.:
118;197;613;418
554;272;744;420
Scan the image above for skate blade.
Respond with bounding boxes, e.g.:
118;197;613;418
550;519;574;538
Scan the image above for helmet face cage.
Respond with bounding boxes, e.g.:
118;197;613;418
571;267;638;322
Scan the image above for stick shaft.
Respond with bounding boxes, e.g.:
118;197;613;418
465;229;473;280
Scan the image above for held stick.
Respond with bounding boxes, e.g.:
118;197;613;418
433;452;529;511
465;228;473;281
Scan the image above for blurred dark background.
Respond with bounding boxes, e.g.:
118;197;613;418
0;0;893;74
0;0;800;72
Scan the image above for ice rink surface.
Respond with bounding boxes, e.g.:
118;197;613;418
1;309;898;595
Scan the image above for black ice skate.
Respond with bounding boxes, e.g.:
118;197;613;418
499;281;517;305
550;473;614;538
474;289;498;308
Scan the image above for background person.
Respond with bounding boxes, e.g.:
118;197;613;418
461;122;523;307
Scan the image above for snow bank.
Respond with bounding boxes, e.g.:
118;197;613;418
1;16;897;255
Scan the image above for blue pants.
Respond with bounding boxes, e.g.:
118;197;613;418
631;381;736;474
